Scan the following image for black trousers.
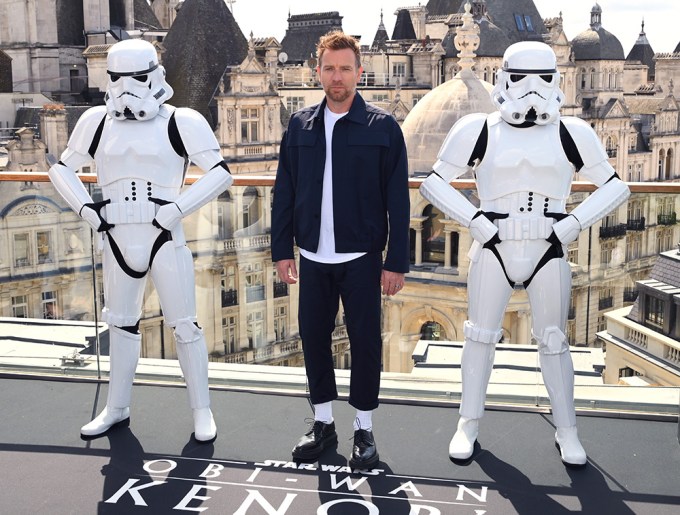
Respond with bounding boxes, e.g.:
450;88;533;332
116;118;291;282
298;252;383;411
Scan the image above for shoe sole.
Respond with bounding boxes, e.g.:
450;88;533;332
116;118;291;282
292;432;338;460
80;417;130;440
349;451;379;470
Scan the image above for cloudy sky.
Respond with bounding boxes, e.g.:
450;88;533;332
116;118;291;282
229;0;678;55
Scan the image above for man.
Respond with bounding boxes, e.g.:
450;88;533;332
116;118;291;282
420;41;629;466
272;31;409;469
48;39;233;442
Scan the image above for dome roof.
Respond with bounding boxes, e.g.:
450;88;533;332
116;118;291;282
572;4;624;61
402;69;495;175
572;26;624;60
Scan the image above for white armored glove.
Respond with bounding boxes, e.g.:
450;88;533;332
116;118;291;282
79;200;114;232
153;202;183;231
548;214;581;245
469;211;500;245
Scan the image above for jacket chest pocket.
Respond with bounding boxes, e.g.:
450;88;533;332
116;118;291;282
288;130;321;179
345;131;389;179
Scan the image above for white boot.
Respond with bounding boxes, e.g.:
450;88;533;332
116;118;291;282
81;406;130;436
555;426;587;466
176;334;217;442
193;407;217;442
449;416;479;460
81;327;140;437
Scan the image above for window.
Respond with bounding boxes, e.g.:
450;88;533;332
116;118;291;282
12;295;28;318
240;108;259;143
221;265;237;307
420;321;446;341
217;190;233;239
274;306;287;342
656;228;673;253
605;136;617;158
619;366;642;378
247;310;265;348
596;314;607;332
644;295;665;329
600;240;615;265
524;15;534;32
14;233;30;267
42;291;57;319
602;213;618;228
242;187;260;228
222;315;237;354
599;286;614;311
245;262;265;303
69;68;84;93
514;14;525;31
626;233;642;261
36;231;52;264
392;62;406;77
286;96;305;113
372;94;389;102
412;94;424;107
567;242;579;265
566;320;576;345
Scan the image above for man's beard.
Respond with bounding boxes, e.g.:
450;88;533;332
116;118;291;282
325;84;353;104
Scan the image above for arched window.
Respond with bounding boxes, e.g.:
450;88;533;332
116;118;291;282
590;68;596;89
420;321;447;341
580;68;586;89
217;190;233;239
605;135;617;158
422;205;446;265
242;186;261;229
666;149;673;180
658;149;666;180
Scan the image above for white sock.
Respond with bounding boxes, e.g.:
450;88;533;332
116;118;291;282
354;409;373;431
313;401;333;423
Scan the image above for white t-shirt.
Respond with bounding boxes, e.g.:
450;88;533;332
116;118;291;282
300;106;366;264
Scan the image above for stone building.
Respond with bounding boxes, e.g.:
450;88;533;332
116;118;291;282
0;0;679;379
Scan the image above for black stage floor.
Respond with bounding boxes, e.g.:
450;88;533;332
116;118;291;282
1;376;679;514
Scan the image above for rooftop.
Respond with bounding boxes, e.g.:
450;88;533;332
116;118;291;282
1;375;678;513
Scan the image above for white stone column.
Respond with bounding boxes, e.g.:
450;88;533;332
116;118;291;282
414;227;423;266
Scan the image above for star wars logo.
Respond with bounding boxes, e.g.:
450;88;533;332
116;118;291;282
103;457;490;513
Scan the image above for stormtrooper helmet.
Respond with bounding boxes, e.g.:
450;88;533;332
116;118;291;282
491;41;564;126
104;39;173;121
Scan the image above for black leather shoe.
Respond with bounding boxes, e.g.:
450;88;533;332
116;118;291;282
292;420;338;460
349;429;379;469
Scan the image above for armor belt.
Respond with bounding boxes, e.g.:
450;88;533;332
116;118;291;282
496;217;554;240
105;201;158;224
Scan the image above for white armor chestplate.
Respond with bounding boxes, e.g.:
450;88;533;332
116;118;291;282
95;111;187;225
476;119;574;241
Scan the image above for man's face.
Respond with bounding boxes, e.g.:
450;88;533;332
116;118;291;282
317;48;362;107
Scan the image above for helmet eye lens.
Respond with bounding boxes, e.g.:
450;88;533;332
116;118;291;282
540;74;553;83
110;74;120;82
133;74;148;83
510;74;526;83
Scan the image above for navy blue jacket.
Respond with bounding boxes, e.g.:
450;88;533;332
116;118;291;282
271;93;410;273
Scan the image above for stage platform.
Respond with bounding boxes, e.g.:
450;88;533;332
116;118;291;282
1;376;679;514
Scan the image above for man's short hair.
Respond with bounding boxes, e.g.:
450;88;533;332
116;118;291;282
317;30;361;69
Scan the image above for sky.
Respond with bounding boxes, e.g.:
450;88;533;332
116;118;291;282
228;0;680;55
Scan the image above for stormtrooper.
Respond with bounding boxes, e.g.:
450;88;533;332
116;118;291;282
49;39;233;442
420;41;629;466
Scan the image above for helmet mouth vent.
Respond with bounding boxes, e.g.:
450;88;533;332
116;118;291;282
525;107;537;123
